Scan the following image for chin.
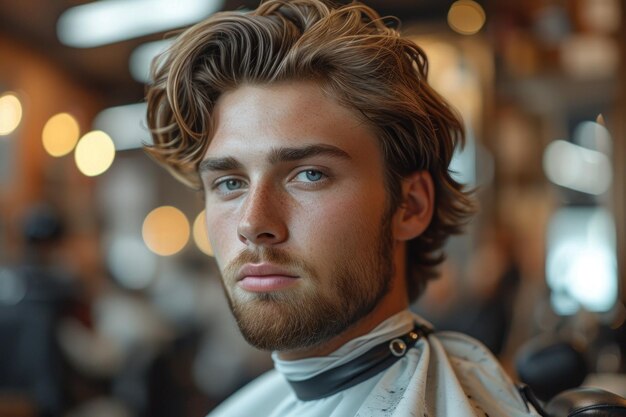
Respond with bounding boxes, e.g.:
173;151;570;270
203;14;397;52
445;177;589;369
228;284;386;352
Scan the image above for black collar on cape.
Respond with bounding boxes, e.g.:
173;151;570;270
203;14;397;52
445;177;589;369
286;323;433;401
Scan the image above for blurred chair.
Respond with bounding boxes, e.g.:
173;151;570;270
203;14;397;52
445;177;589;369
516;336;588;401
516;335;626;416
546;388;626;417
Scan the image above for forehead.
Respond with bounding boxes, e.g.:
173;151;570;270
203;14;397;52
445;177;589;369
205;81;381;159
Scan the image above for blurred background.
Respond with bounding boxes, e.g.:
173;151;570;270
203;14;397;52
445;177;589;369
0;0;625;416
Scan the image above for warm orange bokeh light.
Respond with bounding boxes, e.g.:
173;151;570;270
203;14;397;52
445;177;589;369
0;92;23;136
42;112;80;157
448;0;486;35
142;206;190;256
193;210;213;256
74;130;115;176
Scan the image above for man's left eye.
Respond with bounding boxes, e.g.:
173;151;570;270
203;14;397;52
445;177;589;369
295;170;325;182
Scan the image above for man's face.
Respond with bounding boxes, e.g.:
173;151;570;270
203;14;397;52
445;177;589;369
200;81;396;353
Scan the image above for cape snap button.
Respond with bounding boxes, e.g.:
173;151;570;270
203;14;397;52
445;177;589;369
389;338;407;357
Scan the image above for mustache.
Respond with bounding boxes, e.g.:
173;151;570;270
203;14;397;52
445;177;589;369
223;247;317;281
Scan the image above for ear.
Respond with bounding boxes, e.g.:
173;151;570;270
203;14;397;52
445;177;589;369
392;171;435;241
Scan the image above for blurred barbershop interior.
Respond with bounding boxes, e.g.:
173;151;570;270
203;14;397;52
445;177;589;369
0;0;625;416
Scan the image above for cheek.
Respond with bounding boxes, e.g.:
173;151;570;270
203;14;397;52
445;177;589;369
295;189;386;255
205;209;238;265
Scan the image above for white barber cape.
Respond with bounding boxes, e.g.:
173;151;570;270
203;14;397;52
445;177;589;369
207;310;539;416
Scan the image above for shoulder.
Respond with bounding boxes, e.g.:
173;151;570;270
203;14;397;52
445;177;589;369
425;331;536;415
429;330;512;382
434;330;502;366
434;330;517;387
206;370;292;417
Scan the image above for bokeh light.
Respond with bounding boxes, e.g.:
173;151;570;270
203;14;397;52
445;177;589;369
142;206;190;256
129;39;174;83
0;92;23;136
448;0;486;35
193;210;213;256
74;130;116;176
42;113;80;157
543;140;612;195
546;207;617;314
57;0;224;48
93;103;149;151
573;121;612;154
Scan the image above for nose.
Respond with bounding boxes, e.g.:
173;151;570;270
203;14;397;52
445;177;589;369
237;184;288;247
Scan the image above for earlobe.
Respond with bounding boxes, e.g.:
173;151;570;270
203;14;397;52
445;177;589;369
393;171;435;241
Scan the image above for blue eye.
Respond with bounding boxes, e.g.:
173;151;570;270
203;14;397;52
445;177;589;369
305;170;323;181
215;178;245;192
296;170;325;182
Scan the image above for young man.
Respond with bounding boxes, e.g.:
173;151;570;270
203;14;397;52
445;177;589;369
145;1;539;415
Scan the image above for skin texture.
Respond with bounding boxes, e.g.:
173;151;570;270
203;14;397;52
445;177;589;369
200;81;434;360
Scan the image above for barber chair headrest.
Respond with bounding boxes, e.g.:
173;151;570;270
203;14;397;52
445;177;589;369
516;337;588;401
546;388;626;417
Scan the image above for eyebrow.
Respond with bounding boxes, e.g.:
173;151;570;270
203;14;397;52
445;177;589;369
268;144;351;164
198;156;241;173
198;144;351;174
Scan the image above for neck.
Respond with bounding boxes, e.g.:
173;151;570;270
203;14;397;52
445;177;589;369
278;243;409;360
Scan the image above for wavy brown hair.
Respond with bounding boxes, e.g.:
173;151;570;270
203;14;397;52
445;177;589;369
145;0;475;301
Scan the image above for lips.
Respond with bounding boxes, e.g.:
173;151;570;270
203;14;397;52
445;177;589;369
237;263;299;292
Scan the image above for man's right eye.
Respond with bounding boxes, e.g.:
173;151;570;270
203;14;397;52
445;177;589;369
214;178;246;193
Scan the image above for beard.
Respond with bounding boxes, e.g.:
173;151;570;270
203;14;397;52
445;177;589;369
219;214;395;352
